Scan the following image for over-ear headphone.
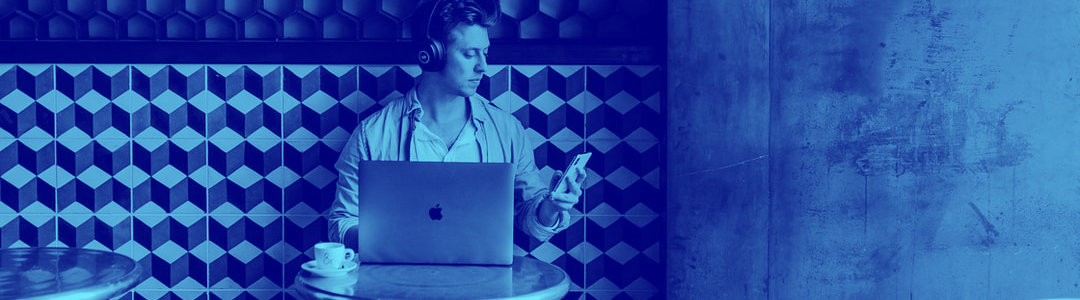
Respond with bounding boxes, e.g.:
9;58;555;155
418;0;450;72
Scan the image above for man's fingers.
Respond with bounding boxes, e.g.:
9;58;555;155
564;167;586;194
550;197;576;210
550;170;564;191
566;174;581;195
551;192;577;205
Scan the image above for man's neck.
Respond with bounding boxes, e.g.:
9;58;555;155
416;75;468;125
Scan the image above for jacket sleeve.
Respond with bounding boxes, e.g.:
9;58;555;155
510;121;571;242
328;125;367;248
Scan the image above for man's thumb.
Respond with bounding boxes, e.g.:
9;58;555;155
550;170;564;190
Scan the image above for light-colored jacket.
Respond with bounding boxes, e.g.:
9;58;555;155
328;88;569;244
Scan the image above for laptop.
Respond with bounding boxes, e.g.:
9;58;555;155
353;160;515;265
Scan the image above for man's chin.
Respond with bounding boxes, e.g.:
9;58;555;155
459;88;479;98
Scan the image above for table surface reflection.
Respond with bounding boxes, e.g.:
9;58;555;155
0;247;143;300
295;256;569;300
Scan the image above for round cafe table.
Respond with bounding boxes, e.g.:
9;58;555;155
0;247;144;300
294;256;569;300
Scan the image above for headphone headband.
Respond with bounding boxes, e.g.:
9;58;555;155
425;0;449;42
418;0;451;71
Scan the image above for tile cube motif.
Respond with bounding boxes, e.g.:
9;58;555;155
511;66;586;138
357;65;415;108
134;215;210;289
1;141;57;213
207;65;283;138
584;66;662;139
516;213;587;291
0;65;55;137
283;214;325;286
132;65;208;138
477;65;511;105
209;290;282;300
532;139;586;173
0;215;56;248
584;217;662;290
55;65;132;138
58;215;132;251
15;132;56;173
209;215;285;289
584;139;660;214
56;140;132;213
132;140;208;213
136;290;208;300
282;65;361;139
282;140;339;213
208;140;283;214
586;66;662;101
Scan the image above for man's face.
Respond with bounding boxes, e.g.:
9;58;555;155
434;23;490;97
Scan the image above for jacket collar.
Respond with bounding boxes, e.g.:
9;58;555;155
404;88;491;126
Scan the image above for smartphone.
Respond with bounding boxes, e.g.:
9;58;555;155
553;152;592;197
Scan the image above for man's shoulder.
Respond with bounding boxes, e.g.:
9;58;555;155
359;97;408;129
474;98;522;127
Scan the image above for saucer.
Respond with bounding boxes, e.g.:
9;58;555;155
302;260;358;277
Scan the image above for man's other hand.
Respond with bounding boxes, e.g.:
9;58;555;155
548;166;586;211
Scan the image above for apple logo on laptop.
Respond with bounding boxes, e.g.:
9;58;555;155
429;204;443;220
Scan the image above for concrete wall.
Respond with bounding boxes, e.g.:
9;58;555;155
769;0;1080;298
670;0;1080;298
667;0;770;298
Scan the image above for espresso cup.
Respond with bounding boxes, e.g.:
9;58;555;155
314;242;355;270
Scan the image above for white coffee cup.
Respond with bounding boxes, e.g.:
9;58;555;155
314;242;355;270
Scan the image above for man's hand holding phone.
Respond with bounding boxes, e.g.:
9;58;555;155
547;153;591;211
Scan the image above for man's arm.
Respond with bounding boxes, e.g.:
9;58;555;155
327;127;367;249
510;122;572;242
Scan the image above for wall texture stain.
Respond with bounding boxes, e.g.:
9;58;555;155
827;96;1032;177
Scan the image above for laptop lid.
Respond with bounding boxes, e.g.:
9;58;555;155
354;160;514;265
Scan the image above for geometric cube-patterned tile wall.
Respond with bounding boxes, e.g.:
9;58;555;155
0;63;664;300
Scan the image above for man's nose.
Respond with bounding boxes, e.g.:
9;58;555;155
476;54;487;73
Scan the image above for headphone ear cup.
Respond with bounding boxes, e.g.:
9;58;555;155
421;39;445;72
418;40;435;72
435;39;447;70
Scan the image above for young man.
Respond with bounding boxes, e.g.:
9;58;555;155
327;0;586;248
